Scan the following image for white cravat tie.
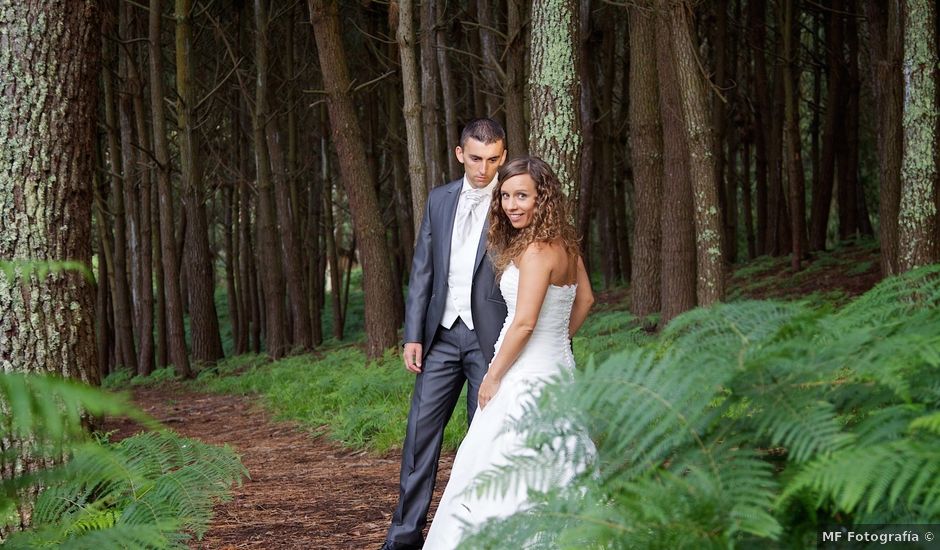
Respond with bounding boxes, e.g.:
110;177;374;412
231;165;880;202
456;188;488;244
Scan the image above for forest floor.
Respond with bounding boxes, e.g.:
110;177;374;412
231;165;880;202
105;385;450;549
103;240;883;549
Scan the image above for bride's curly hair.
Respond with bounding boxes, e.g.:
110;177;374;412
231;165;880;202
487;156;580;274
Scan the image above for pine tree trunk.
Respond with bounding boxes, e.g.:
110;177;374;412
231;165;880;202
529;0;581;197
252;0;288;359
152;178;168;368
505;0;528;156
309;0;400;358
577;0;595;260
0;0;100;532
748;0;770;256
419;0;444;189
666;0;726;305
267;105;312;352
809;0;844;250
176;0;223;364
117;3;142;370
436;2;460;179
126;13;155;376
477;0;501;116
149;0;191;377
656;8;697;323
391;0;427;236
628;4;662;319
838;4;861;240
783;0;806;270
898;0;939;271
102;10;138;373
864;0;904;276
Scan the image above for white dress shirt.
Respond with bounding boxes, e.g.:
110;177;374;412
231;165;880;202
441;175;497;330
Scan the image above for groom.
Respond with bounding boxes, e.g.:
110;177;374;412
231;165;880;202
381;118;509;550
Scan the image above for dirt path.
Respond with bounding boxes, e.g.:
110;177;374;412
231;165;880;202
104;385;453;549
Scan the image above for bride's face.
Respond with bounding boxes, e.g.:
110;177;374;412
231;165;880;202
500;174;538;229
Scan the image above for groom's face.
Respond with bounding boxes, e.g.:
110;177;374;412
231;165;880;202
455;138;507;189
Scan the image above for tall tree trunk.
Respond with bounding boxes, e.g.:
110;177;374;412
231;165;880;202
864;0;904;276
748;0;770;256
529;0;581;198
419;0;444;189
149;0;191;377
657;8;697;323
898;0;939;271
477;0;501;116
252;0;288;359
391;0;427;236
117;2;143;375
127;12;154;376
628;4;662;319
505;0;528;156
577;0;595;260
742;138;757;259
0;0;100;533
94;155;115;378
267;102;312;351
838;4;861;240
309;0;401;357
176;0;223;364
152;173;168;368
666;0;726;305
809;0;844;250
712;0;731;262
324;178;345;340
102;10;138;373
783;0;806;270
436;2;460;179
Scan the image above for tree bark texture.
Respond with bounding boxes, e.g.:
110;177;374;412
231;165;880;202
898;0;939;271
505;0;528;157
253;0;288;359
392;0;427;237
149;0;191;377
666;1;726;305
656;8;697;324
783;0;806;270
864;0;904;276
309;0;400;358
528;0;582;198
176;0;224;364
628;4;662;319
809;0;844;251
0;0;100;532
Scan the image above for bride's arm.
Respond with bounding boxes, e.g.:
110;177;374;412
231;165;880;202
568;256;594;338
478;246;552;407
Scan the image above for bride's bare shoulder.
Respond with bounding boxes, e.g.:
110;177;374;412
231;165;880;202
517;241;565;270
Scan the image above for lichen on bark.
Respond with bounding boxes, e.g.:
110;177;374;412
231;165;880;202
897;0;938;271
528;0;582;198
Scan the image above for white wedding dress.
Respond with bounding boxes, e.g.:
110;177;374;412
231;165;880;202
424;263;590;549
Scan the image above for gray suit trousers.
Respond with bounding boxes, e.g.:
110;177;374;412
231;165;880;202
386;319;486;545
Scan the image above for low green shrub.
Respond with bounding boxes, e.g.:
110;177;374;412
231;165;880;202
0;372;246;548
457;264;940;548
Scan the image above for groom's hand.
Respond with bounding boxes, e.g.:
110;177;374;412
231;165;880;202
403;343;423;374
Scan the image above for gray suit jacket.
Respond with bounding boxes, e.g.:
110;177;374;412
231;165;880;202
403;179;508;365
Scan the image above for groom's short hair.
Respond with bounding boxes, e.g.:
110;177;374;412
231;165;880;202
459;118;506;148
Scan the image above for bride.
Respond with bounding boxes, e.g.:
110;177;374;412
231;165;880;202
424;156;595;548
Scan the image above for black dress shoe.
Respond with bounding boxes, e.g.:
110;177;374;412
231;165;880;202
380;540;423;550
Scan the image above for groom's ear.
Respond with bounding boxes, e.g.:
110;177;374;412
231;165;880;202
455;145;465;165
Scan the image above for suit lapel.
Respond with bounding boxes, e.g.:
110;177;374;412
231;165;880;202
473;215;490;275
439;180;461;274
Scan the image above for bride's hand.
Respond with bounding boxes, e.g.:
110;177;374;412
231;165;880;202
478;374;501;409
